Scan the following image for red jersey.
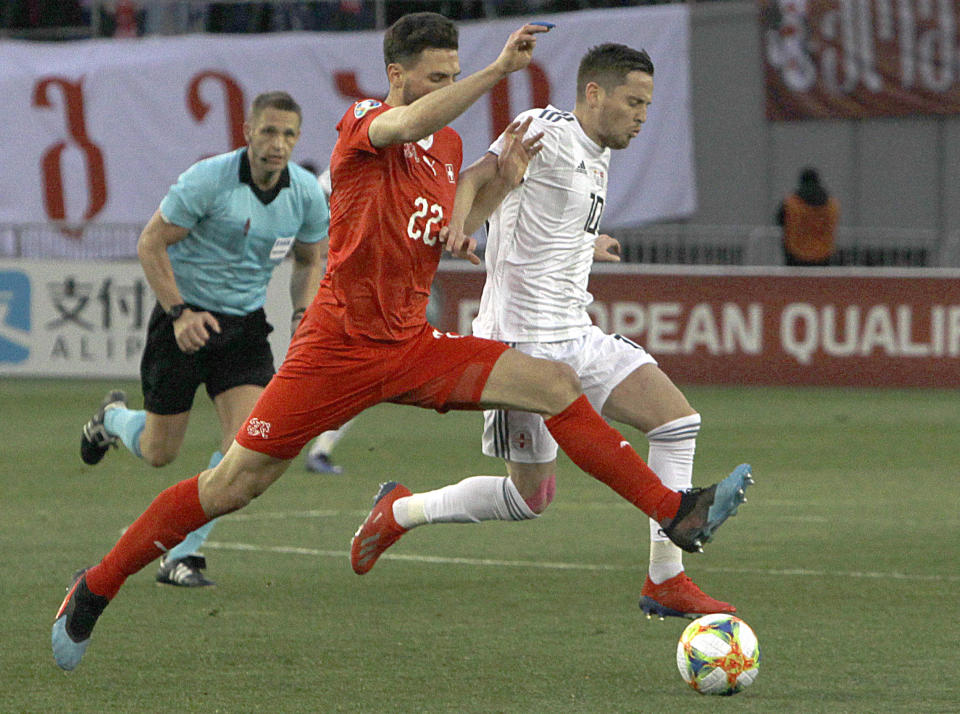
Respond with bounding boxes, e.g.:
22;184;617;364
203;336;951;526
316;99;463;341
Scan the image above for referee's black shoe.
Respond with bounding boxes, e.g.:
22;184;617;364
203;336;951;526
156;555;216;587
80;390;127;465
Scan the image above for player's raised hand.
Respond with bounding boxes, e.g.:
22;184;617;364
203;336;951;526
594;234;621;263
494;23;552;75
173;309;221;353
439;224;481;265
496;116;544;187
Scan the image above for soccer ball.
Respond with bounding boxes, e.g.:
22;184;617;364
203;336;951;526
676;614;761;696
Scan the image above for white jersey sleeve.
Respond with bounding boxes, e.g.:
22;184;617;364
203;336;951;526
473;106;611;342
317;167;332;201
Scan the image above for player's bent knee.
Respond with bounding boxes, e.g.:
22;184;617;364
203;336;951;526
204;480;255;516
222;475;270;512
141;446;178;468
540;360;582;409
221;488;255;513
524;474;556;514
202;465;276;516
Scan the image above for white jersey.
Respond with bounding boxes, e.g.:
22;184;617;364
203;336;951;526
472;105;610;343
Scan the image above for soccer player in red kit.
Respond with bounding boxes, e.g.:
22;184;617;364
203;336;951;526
52;13;751;671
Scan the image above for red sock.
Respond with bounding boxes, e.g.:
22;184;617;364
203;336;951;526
85;476;209;600
545;395;681;522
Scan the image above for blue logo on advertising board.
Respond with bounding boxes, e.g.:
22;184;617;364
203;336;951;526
0;271;30;363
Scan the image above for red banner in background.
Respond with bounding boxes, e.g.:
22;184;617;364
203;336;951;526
760;0;960;120
430;265;960;388
5;260;958;386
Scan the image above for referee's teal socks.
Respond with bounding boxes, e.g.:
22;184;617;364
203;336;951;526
165;450;223;562
103;407;146;459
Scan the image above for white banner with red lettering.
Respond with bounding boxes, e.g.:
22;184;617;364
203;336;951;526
0;5;694;244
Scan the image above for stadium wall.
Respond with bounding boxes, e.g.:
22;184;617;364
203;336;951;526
4;259;959;388
688;2;960;238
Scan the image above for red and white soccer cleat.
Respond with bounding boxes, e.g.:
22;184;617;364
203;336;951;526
350;481;411;575
639;572;736;620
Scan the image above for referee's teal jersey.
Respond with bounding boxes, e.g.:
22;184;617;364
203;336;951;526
160;148;329;315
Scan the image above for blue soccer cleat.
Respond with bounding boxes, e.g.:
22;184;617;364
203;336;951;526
704;463;753;541
51;569;108;671
661;464;753;553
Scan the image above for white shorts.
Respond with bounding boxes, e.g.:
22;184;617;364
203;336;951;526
481;325;657;464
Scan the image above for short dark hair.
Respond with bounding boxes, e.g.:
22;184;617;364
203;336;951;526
251;91;302;123
383;12;458;68
576;44;654;100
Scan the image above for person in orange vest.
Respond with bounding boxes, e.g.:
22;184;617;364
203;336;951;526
776;167;840;266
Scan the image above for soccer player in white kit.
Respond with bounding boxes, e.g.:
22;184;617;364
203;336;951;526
357;43;742;618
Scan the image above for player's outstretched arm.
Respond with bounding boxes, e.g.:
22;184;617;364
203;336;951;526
440;156;493;265
369;24;551;148
442;117;543;262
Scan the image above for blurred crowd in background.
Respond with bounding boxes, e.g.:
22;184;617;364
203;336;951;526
2;0;699;39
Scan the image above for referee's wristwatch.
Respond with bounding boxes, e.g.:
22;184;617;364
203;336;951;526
167;303;189;320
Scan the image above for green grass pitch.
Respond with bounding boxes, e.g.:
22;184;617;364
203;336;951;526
2;378;958;712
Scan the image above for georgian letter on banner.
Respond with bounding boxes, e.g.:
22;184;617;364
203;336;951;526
32;77;108;227
488;62;551;140
760;0;960;119
333;71;379;101
188;71;246;150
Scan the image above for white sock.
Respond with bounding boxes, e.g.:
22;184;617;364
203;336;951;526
648;540;684;585
307;418;355;457
646;413;701;583
393;476;536;529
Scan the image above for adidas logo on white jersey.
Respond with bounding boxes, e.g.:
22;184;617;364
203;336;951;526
575;160;587;174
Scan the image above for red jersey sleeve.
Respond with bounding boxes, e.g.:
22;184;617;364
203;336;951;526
335;99;389;155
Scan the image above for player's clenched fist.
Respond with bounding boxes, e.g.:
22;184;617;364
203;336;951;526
173;309;221;353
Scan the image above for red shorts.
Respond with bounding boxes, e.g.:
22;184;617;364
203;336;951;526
235;306;509;460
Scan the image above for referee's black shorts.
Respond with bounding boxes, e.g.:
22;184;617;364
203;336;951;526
141;302;275;415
